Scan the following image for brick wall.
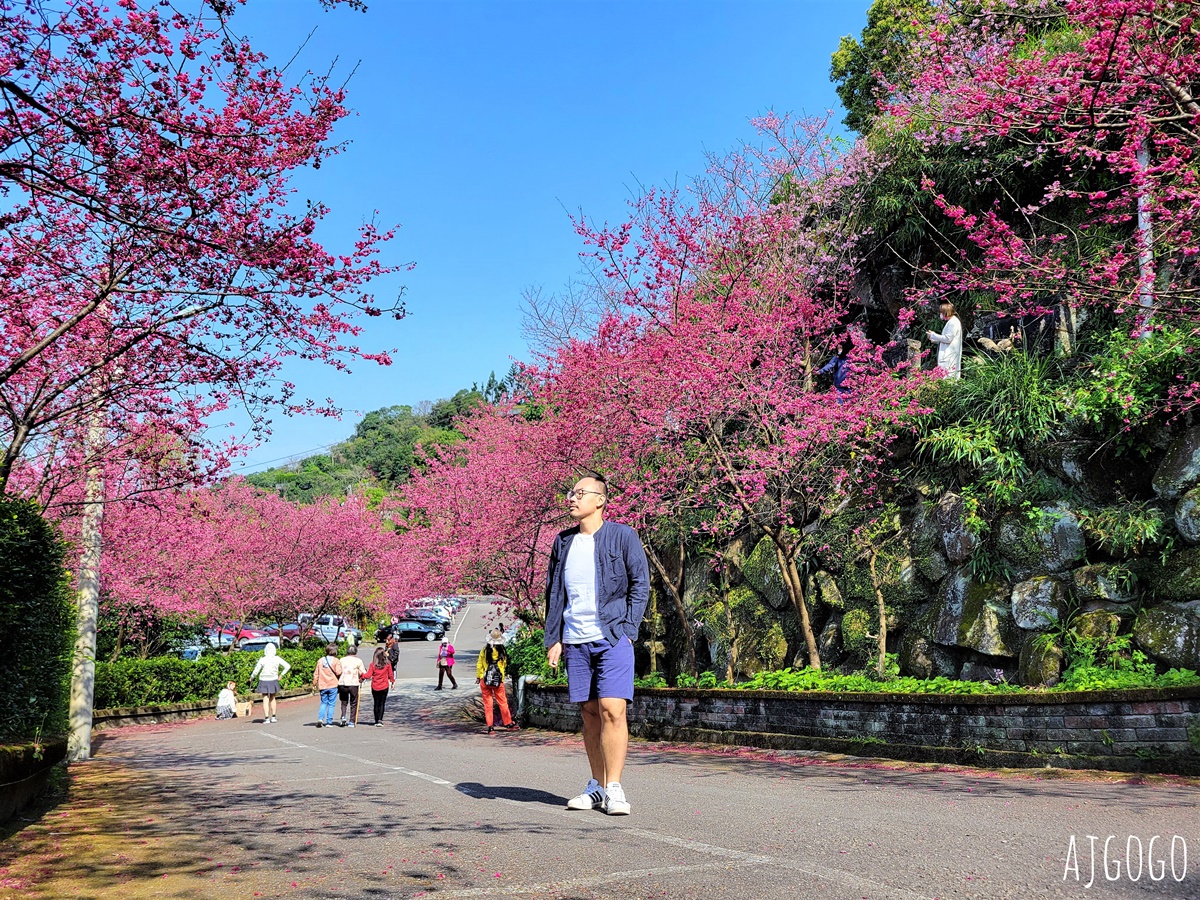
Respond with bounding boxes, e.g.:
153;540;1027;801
524;685;1200;774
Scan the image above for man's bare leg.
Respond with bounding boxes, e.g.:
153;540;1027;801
598;697;628;785
580;699;606;782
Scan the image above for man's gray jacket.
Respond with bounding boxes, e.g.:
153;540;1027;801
543;521;650;648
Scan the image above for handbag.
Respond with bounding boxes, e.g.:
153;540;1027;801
484;662;502;687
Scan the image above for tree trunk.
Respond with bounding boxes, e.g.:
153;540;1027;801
647;587;658;676
868;549;888;679
68;413;105;762
1055;300;1076;357
1136;137;1155;329
643;539;697;678
722;586;738;682
108;622;123;663
774;540;820;670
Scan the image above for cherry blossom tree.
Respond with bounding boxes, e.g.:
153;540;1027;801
889;0;1200;352
0;0;405;760
396;407;573;625
0;0;404;494
101;480;405;640
535;118;927;670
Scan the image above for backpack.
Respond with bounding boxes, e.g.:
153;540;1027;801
484;662;502;687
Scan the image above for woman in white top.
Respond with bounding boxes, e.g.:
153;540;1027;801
249;643;292;724
926;300;963;379
337;649;367;727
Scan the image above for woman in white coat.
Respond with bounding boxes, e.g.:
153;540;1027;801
927;301;963;379
249;643;292;723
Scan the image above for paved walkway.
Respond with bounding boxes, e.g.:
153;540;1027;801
2;674;1199;899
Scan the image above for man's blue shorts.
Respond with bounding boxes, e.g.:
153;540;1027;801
564;637;635;703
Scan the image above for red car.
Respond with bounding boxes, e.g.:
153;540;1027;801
262;622;305;646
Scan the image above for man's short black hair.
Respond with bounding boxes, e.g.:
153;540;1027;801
579;472;608;496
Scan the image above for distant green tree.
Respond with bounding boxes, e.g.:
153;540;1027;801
341;405;425;486
830;0;932;133
245;382;494;501
427;388;484;430
474;370;510;405
247;453;363;503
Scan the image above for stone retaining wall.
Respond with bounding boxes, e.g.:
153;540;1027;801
93;687;314;731
525;685;1200;774
0;738;68;825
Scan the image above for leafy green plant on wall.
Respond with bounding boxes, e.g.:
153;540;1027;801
1054;612;1158;691
1077;502;1171;558
1068;326;1200;452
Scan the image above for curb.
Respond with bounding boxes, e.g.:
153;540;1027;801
93;687;315;730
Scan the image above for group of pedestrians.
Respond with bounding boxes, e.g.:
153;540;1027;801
311;641;395;727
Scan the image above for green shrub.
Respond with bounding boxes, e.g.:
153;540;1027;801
94;649;325;709
1078;502;1170;558
732;664;1198;695
923;350;1064;445
505;627;564;682
0;498;74;741
1068;326;1200;450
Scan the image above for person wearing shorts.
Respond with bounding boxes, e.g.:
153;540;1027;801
544;474;649;816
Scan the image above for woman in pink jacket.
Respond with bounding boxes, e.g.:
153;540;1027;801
435;639;457;690
363;646;395;726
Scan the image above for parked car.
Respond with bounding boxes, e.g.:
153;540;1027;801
411;596;458;615
180;644;206;661
402;608;451;626
206;622;269;648
262;622;304;645
385;620;445;642
236;636;281;653
309;614;362;643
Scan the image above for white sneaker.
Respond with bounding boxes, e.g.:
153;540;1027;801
603;782;630;816
566;779;606;810
270;716;277;723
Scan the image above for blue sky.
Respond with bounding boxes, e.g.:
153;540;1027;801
228;0;871;473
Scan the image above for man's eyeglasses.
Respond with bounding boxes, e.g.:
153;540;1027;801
567;489;605;500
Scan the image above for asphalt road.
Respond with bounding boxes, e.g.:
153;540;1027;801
9;601;1200;899
386;600;501;682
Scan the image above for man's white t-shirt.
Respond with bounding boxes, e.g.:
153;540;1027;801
562;530;605;644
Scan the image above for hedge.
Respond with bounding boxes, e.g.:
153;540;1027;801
0;498;74;742
94;648;327;709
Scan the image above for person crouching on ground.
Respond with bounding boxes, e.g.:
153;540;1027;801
338;644;367;727
476;629;518;734
544;474;650;816
435;639;457;690
216;681;238;719
363;645;395;727
249;643;291;724
312;643;342;727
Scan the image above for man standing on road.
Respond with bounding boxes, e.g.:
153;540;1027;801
544;474;650;816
